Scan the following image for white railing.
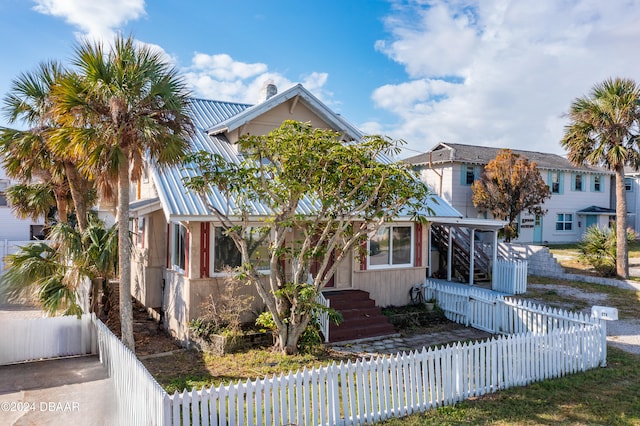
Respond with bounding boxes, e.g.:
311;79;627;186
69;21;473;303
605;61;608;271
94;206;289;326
0;314;96;365
166;325;602;426
421;279;597;331
92;315;167;425
493;260;528;294
316;291;331;342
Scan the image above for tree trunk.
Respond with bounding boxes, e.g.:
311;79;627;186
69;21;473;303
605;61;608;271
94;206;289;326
615;166;629;279
118;152;135;351
54;189;68;224
65;162;89;233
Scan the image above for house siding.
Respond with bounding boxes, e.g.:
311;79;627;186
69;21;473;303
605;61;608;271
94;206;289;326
415;155;612;243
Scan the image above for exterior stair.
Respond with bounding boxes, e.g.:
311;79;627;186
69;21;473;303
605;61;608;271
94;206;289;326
323;290;397;343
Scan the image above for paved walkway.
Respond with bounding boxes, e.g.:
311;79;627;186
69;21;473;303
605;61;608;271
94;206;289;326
332;326;493;357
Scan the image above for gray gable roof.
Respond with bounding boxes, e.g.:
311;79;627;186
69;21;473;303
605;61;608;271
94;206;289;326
405;142;612;174
151;90;462;221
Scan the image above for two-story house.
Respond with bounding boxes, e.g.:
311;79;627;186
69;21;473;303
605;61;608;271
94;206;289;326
405;143;615;244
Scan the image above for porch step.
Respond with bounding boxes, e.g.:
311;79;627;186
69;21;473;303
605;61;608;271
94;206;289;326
324;290;397;343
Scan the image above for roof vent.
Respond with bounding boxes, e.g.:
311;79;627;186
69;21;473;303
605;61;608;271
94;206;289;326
260;80;277;101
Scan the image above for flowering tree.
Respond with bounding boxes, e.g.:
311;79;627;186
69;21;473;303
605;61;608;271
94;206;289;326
184;120;433;354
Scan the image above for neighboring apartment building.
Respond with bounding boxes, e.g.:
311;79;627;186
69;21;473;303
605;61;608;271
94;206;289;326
624;167;640;235
0;167;47;272
0;167;46;242
405;142;615;244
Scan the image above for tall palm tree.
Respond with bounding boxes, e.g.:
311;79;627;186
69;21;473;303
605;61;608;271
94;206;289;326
0;61;94;231
561;77;640;279
51;35;193;350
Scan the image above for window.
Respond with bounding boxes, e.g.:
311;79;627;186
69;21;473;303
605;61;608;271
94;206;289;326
592;175;603;192
171;223;187;271
368;225;413;268
30;225;45;240
212;226;270;273
463;166;476;185
556;213;573;231
550;171;562;194
0;181;8;207
573;174;584;191
136;218;145;248
465;166;475;185
625;178;633;192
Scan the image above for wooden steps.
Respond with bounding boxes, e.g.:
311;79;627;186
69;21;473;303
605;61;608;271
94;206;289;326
323;290;397;343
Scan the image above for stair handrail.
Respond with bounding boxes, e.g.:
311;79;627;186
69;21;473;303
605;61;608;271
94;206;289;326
315;289;330;343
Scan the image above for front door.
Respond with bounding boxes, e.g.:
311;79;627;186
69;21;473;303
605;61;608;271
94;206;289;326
311;250;335;287
533;215;543;243
586;215;597;229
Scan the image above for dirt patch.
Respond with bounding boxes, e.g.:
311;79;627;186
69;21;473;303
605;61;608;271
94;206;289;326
104;299;182;357
526;283;608;314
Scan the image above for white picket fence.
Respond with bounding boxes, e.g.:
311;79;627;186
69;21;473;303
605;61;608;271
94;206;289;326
0;314;96;365
166;325;602;426
92;316;167;425
420;279;599;337
493;259;528;294
2;280;607;426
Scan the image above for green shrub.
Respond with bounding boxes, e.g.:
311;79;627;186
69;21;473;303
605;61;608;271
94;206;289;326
579;226;636;276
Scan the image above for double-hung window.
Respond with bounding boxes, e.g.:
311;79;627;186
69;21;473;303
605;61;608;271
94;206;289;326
549;171;563;194
572;174;584;191
368;225;413;269
171;223;187;272
592;175;603;192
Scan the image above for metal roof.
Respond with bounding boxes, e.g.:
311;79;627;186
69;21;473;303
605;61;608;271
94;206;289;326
152;95;462;222
405;142;612;174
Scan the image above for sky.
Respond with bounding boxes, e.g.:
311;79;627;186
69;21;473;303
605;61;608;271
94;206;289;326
1;0;639;159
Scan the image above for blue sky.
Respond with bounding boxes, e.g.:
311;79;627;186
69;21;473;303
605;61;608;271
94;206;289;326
1;1;640;158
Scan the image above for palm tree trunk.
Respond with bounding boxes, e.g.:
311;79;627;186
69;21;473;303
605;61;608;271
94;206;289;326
615;165;629;279
65;162;89;233
54;188;68;224
118;152;135;351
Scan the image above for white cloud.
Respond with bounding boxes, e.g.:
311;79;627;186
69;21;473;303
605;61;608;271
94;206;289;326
32;0;145;41
375;0;640;157
184;52;332;105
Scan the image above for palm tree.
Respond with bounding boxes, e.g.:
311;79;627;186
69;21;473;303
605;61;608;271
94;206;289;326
1;219;118;316
51;35;193;350
561;77;640;279
0;61;94;231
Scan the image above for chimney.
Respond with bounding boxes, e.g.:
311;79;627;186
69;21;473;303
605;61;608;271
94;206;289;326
260;80;277;101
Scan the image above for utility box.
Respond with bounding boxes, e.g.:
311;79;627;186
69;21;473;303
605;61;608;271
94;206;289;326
591;305;618;321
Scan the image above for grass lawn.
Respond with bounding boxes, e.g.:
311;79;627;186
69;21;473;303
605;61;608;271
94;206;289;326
547;240;640;277
378;347;640;425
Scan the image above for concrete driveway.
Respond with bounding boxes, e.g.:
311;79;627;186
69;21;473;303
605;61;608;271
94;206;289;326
0;356;115;426
0;303;115;425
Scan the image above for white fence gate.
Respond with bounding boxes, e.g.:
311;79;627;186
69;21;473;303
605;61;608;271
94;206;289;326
493;259;528;294
0;314;96;365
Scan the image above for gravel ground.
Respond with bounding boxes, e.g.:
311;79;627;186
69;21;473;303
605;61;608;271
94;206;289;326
527;283;640;355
